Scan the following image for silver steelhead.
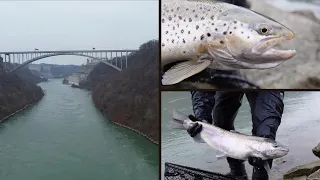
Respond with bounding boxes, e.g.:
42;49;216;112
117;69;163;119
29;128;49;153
171;110;289;161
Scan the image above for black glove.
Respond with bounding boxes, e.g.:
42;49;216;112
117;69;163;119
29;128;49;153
186;115;204;138
248;157;265;168
248;135;273;168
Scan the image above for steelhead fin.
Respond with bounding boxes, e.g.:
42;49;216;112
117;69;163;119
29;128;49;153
170;110;188;130
169;118;185;130
216;150;227;160
264;161;272;179
173;110;188;121
162;60;211;85
193;134;206;143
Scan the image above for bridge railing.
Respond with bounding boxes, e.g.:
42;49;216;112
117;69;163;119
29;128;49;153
0;50;139;73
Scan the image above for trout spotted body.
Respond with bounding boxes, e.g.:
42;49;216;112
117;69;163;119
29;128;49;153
161;0;296;85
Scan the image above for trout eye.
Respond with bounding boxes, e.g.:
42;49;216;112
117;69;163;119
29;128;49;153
259;25;271;35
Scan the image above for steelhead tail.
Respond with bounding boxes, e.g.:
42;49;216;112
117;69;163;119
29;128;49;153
170;110;189;129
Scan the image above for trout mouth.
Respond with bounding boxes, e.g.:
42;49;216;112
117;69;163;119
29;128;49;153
252;34;296;61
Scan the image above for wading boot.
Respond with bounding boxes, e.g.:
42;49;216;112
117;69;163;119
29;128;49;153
225;157;248;180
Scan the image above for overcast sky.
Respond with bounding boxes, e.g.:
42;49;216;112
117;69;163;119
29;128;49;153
0;1;158;65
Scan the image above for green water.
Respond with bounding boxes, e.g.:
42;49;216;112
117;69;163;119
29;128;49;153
161;91;320;179
0;79;158;180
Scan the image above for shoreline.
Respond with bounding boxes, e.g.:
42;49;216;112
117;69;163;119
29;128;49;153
64;79;159;145
92;102;159;145
0;93;44;124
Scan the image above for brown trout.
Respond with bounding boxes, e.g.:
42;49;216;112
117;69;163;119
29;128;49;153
161;0;296;85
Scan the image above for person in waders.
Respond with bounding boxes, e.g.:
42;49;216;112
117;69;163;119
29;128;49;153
187;91;284;180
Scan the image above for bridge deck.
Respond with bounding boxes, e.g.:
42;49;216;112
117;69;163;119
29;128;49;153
0;50;139;54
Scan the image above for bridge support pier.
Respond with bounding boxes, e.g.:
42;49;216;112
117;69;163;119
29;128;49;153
126;51;128;68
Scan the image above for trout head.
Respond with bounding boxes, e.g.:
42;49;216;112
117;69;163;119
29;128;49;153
206;6;296;69
257;140;289;159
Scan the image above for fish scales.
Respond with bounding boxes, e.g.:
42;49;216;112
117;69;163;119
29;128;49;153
161;0;233;66
199;122;268;160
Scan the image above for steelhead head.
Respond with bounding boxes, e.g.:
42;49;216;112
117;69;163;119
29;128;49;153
251;138;289;160
161;0;296;85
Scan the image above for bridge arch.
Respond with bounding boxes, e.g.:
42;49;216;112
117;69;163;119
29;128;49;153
9;52;122;74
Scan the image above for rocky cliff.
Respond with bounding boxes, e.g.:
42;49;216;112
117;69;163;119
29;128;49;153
0;64;45;121
79;63;120;90
91;40;159;144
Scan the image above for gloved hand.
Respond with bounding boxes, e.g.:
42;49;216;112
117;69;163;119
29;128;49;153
248;135;273;168
186;115;206;138
248;157;265;168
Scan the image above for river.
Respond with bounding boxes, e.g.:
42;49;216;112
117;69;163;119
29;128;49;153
0;78;158;180
161;91;320;179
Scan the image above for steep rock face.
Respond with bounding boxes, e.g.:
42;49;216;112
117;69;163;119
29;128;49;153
79;63;120;90
92;40;159;143
0;64;44;121
16;66;48;84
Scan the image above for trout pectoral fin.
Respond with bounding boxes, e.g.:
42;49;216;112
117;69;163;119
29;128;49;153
216;151;227;160
161;60;211;85
193;134;206;143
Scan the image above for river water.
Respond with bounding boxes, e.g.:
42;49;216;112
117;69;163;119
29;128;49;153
0;78;158;180
161;91;320;179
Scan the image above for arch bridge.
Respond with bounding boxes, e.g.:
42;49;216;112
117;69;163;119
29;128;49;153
0;49;139;73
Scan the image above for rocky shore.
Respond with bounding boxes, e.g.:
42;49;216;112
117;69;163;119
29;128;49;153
0;65;45;122
284;143;320;180
0;96;43;123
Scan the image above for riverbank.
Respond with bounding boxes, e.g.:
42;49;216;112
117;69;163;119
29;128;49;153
79;40;159;144
283;143;320;179
93;102;159;145
0;65;45;122
0;93;43;123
